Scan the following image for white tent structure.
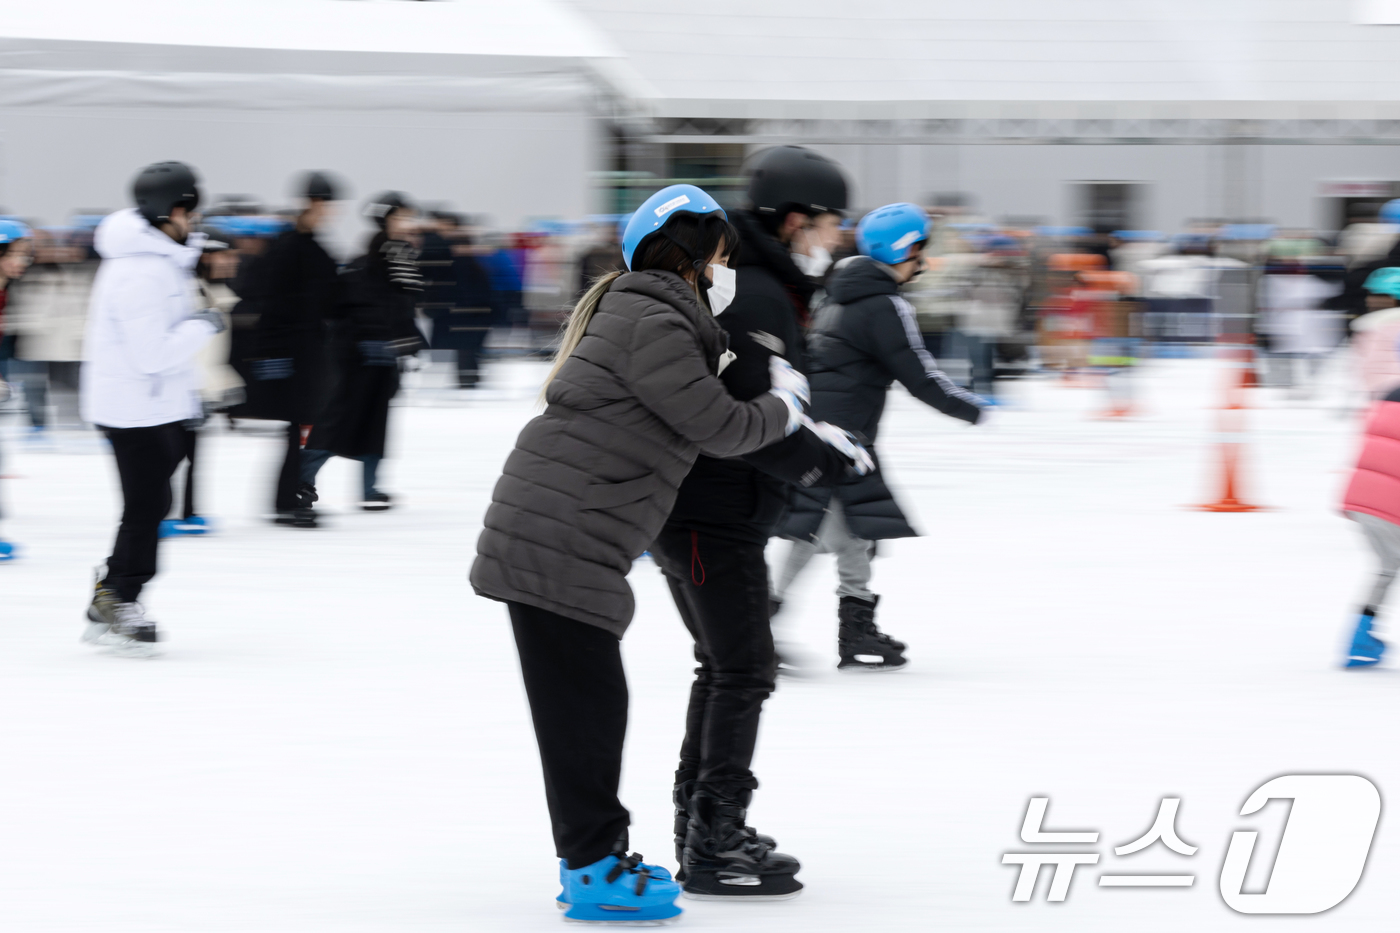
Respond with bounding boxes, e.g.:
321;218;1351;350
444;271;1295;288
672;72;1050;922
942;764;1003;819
0;0;649;242
571;0;1400;231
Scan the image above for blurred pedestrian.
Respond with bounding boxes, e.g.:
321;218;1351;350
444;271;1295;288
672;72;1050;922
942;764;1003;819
469;184;813;923
1351;267;1400;401
773;203;988;671
233;172;343;524
1339;378;1400;668
297;192;424;524
0;218;33;562
419;211;496;388
81;162;224;656
574;220;626;301
3;225;89;438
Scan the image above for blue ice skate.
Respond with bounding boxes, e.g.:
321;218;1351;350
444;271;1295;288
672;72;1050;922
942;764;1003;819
557;852;681;924
1346;610;1386;668
159;516;211;538
0;541;16;561
557;855;672;909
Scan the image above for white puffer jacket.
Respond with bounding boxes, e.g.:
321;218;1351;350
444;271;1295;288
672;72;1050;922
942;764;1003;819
80;209;216;428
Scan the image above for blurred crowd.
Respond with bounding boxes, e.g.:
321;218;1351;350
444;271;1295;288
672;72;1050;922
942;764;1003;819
7;190;1400;439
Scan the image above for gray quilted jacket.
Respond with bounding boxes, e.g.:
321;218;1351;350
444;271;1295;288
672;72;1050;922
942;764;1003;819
470;270;791;635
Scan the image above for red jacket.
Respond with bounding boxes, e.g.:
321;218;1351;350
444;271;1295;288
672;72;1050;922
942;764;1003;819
1344;392;1400;526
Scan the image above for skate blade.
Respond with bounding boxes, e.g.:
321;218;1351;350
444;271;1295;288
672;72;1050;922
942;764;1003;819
562;904;682;925
108;637;161;659
838;660;908;673
681;889;803;902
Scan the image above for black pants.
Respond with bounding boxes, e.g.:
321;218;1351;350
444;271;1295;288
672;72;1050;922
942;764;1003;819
509;601;630;868
170;428;199;520
274;422;303;512
100;421;187;603
651;527;776;794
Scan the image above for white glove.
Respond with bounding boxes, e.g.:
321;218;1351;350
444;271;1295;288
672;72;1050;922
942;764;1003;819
768;355;810;405
802;416;875;475
766;356;810;436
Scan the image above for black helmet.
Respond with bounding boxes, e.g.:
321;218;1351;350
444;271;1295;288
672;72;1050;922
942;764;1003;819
302;170;343;202
363;191;413;228
132;161;201;225
746;146;848;217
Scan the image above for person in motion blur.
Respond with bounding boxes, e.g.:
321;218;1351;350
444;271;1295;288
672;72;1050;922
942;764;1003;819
1338;270;1400;668
296;192;424;524
233;172;344;526
773;203;989;670
80;162;225;656
418;211;496;389
470;184;865;923
652;146;870;901
0;218;34;561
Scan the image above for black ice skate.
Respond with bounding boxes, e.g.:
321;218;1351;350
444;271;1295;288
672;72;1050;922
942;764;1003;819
680;788;801;900
837;595;907;671
360;491;393;512
293;482;319;528
84;588;160;658
673;779;777;883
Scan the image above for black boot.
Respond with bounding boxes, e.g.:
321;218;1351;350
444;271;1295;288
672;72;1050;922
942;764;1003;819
293;482;319;528
837;595;907;671
673;777;777;883
681;787;801;900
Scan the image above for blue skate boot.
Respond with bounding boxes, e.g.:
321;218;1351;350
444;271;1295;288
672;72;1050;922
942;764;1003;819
557;848;673;911
558;852;681;924
0;540;16;562
171;515;210;535
1345;607;1386;668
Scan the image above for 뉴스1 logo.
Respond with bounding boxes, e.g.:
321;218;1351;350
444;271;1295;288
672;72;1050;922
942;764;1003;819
1002;774;1380;915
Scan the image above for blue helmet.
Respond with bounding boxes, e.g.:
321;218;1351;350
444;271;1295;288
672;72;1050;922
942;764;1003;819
1381;199;1400;225
1365;266;1400;298
622;184;727;271
0;218;32;244
856;203;930;265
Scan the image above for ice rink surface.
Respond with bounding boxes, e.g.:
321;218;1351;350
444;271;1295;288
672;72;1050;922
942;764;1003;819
1;357;1395;932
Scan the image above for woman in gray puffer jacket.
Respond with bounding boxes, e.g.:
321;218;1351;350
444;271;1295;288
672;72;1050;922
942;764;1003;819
469;185;814;917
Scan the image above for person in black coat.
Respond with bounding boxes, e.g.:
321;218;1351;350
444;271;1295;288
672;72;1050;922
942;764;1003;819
419;211;497;388
649;147;863;897
773;203;987;670
233;172;344;522
295;192;425;526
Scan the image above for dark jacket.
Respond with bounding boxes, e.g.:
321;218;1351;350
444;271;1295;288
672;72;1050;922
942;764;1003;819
665;209;849;543
418;231;498;350
305;236;424;459
470;271;792;636
1326;237;1400;324
230;230;340;423
780;256;985;542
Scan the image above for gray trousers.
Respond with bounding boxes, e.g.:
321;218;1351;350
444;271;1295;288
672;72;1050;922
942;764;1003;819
773;499;875;601
1351;511;1400;610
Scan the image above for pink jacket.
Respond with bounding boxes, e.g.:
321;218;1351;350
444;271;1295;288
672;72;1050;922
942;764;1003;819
1344;397;1400;526
1351;308;1400;399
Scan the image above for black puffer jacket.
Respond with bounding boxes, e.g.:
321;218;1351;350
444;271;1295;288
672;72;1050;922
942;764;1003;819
665;209;850;544
471;271;792;636
779;256;985;542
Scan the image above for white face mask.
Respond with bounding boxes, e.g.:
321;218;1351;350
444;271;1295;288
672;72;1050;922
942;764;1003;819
706;264;737;315
793;246;832;278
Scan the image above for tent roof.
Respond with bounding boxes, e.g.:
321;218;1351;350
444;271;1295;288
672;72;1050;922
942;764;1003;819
570;0;1400;118
1;0;619;63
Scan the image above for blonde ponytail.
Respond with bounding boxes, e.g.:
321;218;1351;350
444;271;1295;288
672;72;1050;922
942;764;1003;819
539;270;623;403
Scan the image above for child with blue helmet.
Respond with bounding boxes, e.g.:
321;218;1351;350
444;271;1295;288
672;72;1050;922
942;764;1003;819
774;202;989;671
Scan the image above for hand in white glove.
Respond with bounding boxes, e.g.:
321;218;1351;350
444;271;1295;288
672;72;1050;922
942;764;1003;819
767;355;810;436
768;355;810;405
802;416;875;475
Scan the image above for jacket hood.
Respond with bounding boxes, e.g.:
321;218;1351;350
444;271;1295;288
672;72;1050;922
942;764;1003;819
827;255;900;305
94;208;205;269
1353;306;1400;332
731;209;816;308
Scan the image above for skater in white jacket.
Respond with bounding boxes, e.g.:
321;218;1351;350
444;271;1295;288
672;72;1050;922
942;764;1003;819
81;162;224;656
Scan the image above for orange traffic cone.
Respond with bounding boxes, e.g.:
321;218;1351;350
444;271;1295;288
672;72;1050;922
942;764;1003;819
1194;349;1268;512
